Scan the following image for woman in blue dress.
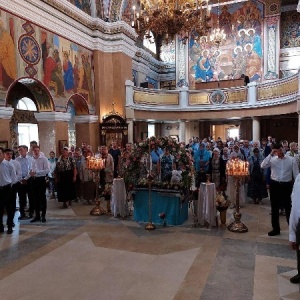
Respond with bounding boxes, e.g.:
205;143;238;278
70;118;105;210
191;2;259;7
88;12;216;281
194;143;211;186
159;148;175;182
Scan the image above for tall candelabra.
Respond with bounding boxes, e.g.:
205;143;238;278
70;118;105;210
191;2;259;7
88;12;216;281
226;158;249;233
86;156;106;216
145;138;155;230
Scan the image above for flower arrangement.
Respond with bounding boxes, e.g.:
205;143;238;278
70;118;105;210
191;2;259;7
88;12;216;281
215;191;230;212
120;137;194;192
159;212;166;227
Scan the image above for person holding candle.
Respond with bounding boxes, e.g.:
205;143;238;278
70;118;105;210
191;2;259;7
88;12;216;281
261;143;299;236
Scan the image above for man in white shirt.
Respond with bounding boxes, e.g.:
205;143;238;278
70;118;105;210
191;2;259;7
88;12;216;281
0;147;17;234
289;173;300;284
261;143;299;236
16;145;33;219
4;148;21;225
27;146;49;223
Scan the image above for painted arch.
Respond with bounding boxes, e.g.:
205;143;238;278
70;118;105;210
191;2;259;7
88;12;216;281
6;77;55;112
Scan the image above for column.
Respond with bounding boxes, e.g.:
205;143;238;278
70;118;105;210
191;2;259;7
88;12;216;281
176;36;189;88
127;119;134;143
73;115;99;150
179;120;186;144
34;112;71;155
125;80;134;106
252;117;260;142
178;87;189;108
247;82;257;105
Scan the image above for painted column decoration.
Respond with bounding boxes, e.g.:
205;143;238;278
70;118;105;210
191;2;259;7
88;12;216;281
264;16;280;80
263;0;281;81
176;36;189;88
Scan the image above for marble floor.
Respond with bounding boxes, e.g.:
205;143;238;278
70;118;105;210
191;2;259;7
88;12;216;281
0;195;299;300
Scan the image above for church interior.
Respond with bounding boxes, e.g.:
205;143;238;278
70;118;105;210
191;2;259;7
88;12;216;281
0;0;300;299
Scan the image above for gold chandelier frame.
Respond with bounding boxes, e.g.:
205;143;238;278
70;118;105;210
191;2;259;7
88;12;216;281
132;0;212;44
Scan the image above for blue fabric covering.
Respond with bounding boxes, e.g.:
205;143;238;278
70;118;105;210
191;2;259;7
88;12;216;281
133;189;188;225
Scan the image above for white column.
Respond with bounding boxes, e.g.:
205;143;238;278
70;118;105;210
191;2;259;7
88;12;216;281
179;120;186;144
125;80;134;106
247;82;257;105
252;117;260;142
127;119;134;143
178;87;189;108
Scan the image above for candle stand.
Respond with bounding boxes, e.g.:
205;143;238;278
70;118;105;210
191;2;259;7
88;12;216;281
226;158;249;233
145;179;155;230
145;138;155;230
86;156;106;216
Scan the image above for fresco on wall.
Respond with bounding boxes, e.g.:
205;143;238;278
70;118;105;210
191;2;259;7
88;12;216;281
0;9;95;112
0;16;17;91
40;31;95;107
189;0;263;89
68;0;91;15
281;11;300;48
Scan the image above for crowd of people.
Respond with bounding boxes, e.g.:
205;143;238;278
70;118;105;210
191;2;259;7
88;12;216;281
0;141;124;234
1;135;300;284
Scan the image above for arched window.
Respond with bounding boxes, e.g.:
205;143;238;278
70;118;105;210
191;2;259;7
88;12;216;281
16;97;37;111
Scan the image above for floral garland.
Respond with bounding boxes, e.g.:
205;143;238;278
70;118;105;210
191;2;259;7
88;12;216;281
120;136;194;191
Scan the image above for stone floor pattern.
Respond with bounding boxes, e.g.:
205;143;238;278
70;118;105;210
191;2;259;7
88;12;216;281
0;195;299;300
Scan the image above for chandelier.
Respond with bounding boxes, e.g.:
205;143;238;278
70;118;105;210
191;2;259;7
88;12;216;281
131;0;212;44
209;0;226;47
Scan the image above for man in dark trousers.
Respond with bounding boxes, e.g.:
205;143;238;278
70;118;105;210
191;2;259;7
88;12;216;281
289;173;300;283
261;143;299;236
0;147;16;234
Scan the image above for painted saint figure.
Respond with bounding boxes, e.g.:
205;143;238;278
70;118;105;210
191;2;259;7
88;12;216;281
63;51;75;92
194;50;213;82
0;20;16;89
